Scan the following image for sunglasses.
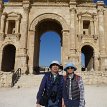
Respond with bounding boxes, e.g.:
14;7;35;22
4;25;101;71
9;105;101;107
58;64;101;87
66;67;74;70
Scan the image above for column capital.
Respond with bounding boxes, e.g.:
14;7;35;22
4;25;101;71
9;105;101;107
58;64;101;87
23;0;30;13
1;12;7;19
97;8;104;15
69;7;76;14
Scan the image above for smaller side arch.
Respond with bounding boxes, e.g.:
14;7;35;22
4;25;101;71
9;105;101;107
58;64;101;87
0;41;17;52
1;44;16;72
78;42;98;54
79;42;99;71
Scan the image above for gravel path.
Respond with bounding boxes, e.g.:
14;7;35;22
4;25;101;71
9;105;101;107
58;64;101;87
0;85;107;107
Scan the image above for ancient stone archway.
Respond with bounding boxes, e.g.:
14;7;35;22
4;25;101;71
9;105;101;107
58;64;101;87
28;13;69;73
34;19;62;73
1;44;16;72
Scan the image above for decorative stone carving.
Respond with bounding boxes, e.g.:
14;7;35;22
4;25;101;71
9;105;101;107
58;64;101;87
0;33;5;41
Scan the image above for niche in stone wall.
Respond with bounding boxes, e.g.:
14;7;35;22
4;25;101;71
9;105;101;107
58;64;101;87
7;20;15;34
83;20;91;35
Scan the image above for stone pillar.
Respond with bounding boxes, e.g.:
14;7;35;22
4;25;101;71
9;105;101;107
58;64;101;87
16;15;21;34
5;20;8;34
97;1;107;70
77;15;83;41
69;7;76;54
90;20;94;36
28;30;35;74
0;50;2;71
94;53;99;71
0;13;6;40
0;14;5;33
97;2;105;55
33;30;40;69
94;16;97;36
0;0;3;30
62;30;69;65
78;15;81;35
18;0;30;74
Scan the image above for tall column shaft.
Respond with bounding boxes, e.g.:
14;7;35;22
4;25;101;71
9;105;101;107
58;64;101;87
62;30;69;65
70;8;76;54
0;14;5;33
17;0;30;73
98;9;105;55
90;20;94;36
22;3;30;50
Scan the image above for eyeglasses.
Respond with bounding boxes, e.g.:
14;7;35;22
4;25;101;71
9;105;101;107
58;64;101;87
66;67;74;70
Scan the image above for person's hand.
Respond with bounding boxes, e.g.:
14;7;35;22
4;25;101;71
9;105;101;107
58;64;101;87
62;98;66;107
36;104;41;107
62;104;66;107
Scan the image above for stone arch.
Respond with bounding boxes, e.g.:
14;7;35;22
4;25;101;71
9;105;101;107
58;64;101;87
79;42;97;53
80;42;98;71
1;44;16;72
28;13;69;73
29;13;69;31
0;41;16;51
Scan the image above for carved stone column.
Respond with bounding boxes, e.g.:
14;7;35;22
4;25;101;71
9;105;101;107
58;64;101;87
94;15;97;36
18;0;30;73
16;15;21;34
62;30;69;65
90;20;94;36
94;53;99;71
33;30;40;72
69;7;76;54
78;15;81;35
5;19;9;34
0;13;6;40
28;30;35;74
0;0;3;30
97;6;105;55
77;15;82;41
97;1;107;70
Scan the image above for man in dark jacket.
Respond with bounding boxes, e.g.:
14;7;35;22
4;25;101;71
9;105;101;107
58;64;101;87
63;62;85;107
36;61;64;107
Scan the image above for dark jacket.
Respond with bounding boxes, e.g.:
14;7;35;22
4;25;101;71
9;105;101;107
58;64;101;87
63;73;85;107
37;72;64;107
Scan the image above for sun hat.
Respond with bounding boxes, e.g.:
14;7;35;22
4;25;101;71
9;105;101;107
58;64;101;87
49;60;60;68
64;62;77;71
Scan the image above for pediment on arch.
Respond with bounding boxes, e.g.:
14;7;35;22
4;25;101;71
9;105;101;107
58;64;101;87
7;12;21;17
78;11;96;17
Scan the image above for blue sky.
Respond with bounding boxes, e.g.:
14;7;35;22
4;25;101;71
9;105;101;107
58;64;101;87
39;32;61;66
3;0;107;66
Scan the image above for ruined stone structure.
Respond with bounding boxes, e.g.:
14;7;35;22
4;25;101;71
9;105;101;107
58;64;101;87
0;0;107;76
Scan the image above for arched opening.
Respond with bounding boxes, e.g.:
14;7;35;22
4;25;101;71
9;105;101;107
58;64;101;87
33;19;62;74
1;44;16;72
81;45;94;71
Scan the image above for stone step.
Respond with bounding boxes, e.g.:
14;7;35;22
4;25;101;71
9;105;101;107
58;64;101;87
14;74;44;88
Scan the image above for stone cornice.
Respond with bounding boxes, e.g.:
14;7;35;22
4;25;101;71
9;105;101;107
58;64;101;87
77;3;96;8
4;2;22;7
32;2;69;7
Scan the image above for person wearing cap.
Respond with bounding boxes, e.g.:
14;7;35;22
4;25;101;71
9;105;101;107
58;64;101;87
62;62;85;107
36;60;64;107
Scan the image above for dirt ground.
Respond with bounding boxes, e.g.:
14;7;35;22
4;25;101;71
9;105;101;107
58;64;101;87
0;85;107;107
